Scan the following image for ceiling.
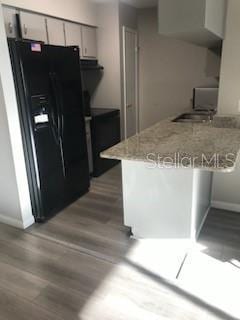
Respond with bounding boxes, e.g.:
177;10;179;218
121;0;158;8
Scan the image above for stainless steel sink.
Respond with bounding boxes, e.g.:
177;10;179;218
172;113;213;123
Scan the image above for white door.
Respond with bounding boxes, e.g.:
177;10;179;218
20;11;48;43
46;18;65;46
123;27;138;139
65;22;82;56
81;26;97;59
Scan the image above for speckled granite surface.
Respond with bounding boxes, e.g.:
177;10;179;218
101;115;240;172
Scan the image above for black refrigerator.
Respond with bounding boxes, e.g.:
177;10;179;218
8;39;90;222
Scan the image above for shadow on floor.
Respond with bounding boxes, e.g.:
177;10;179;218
199;208;240;263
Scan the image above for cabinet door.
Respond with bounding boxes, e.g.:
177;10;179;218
20;11;48;43
46;18;65;46
3;7;17;38
65;22;82;56
81;26;97;59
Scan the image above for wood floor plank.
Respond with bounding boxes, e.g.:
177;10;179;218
0;238;111;298
0;260;48;301
28;220;133;263
0;166;239;319
34;283;88;320
28;165;132;263
0;286;63;320
0;223;67;260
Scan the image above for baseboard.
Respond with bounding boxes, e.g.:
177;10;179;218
211;201;240;213
0;213;35;229
22;215;35;229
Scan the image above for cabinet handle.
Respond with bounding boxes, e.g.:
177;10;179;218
8;22;13;34
23;24;27;35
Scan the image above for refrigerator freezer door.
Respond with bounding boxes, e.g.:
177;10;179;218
9;40;89;220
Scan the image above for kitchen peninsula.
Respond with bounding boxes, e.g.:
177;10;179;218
102;116;240;241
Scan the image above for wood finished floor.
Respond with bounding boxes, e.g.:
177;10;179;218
28;165;134;263
0;165;239;320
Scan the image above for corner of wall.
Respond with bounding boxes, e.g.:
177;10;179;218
0;5;34;229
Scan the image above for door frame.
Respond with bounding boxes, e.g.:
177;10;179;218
122;26;139;140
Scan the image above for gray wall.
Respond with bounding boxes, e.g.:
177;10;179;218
205;0;227;38
119;1;138;30
212;0;240;210
92;1;138;138
158;0;205;34
119;2;138;137
91;1;122;110
138;8;219;130
217;0;240;115
158;0;226;38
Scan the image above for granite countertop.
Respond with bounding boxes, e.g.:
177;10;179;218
101;115;240;172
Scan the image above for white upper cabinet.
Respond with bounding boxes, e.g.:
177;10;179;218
158;0;227;47
2;6;18;38
46;18;65;46
3;8;98;56
65;22;82;56
81;26;97;59
19;11;48;43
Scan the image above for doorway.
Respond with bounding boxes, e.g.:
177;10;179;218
122;26;139;139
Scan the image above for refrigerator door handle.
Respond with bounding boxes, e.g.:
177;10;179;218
49;72;66;177
49;73;61;146
55;75;66;178
54;74;65;141
49;73;61;138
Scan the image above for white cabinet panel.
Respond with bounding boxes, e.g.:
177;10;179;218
82;26;97;59
46;18;65;46
3;7;17;38
65;22;82;55
20;11;47;43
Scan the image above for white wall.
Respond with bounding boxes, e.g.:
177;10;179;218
0;80;22;227
0;5;34;228
1;0;97;26
212;0;240;212
138;8;219;130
